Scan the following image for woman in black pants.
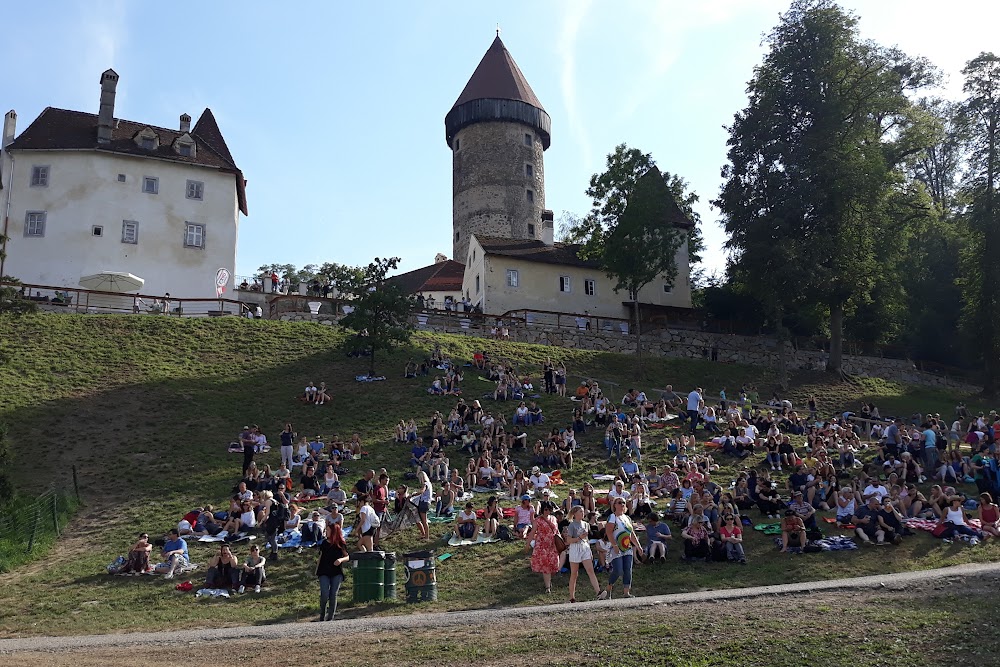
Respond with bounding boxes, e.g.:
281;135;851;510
755;471;783;519
316;523;350;621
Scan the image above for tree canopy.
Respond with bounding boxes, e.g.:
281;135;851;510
338;257;414;376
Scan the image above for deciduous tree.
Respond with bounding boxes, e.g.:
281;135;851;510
338;257;414;377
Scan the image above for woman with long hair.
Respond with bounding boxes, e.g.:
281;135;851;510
530;500;560;594
415;470;433;539
315;522;349;621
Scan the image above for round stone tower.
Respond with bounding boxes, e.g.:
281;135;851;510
446;36;551;262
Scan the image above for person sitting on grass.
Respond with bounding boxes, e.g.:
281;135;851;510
123;532;153;574
159;528;189;579
681;514;712;561
788;491;819;531
404;360;418;378
877;496;906;544
719;513;746;564
304;382;317;403
644;513;672;562
436;481;456;517
979;493;1000;539
779;509;807;553
205;543;240;590
515;494;535;539
852;496;885;545
528;401;544;424
938;495;985;543
482;496;503;539
238;544;266;594
455;501;480;540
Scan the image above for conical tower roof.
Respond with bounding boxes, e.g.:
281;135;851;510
445;36;551;148
451;36;545;111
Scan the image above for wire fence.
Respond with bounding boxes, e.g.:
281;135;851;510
0;466;81;573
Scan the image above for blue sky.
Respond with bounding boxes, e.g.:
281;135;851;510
5;1;997;281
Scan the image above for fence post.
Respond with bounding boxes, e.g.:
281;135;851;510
72;465;81;503
52;491;60;537
26;506;40;554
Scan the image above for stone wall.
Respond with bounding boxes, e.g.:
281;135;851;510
412;317;979;392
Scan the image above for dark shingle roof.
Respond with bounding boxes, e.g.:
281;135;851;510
7;107;248;215
389;259;465;293
451;36;545;111
475;236;600;269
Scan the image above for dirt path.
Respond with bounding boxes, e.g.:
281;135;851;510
2;560;998;666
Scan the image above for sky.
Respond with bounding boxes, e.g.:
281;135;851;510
4;0;998;282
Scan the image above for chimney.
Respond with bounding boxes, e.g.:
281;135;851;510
179;113;191;134
2;110;15;149
541;209;555;246
434;253;448;263
97;69;119;144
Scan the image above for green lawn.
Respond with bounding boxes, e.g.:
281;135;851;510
0;314;995;637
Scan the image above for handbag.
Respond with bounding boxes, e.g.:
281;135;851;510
553;532;567;553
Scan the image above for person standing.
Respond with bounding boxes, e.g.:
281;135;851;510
601;498;640;599
530;501;560;594
240;425;256;475
414;470;433;539
565;506;602;602
279;423;296;471
355;494;380;552
686;387;703;435
372;473;390;548
316;523;350;622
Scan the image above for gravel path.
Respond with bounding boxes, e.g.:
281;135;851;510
2;560;998;654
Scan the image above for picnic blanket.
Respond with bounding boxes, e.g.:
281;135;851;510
447;534;500;547
429;515;454;524
355;375;387;382
472;486;500;493
905;517;981;532
198;532;256;544
592;474;617;481
813;536;858;551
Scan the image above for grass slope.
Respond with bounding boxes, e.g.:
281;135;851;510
0;314;994;637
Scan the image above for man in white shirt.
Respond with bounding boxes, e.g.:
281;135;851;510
606;479;631;506
862;479;889;502
686;387;703;434
529;466;550;496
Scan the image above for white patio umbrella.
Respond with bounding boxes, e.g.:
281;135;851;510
78;272;145;293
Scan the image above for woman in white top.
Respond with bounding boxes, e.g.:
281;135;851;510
321;468;339;494
939;496;983;541
565;506;602;603
356;494;380;552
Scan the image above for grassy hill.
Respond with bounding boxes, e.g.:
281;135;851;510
0;314;995;637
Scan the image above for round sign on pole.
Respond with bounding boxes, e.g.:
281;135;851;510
215;268;231;296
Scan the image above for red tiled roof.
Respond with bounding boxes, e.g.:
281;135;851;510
389;259;465;293
451;36;545;111
7;107;248;215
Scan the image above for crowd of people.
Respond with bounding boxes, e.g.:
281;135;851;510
118;344;1000;618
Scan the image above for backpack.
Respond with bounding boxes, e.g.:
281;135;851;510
497;525;514;541
267;503;289;532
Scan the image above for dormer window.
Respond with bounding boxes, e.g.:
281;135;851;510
135;128;159;151
174;133;197;158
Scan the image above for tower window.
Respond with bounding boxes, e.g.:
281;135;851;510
525;164;533;178
526;190;534;203
476;274;481;294
455;231;460;242
142;176;159;194
524;133;532;146
527;223;536;236
92;225;104;237
117;174;126;183
454;138;460;151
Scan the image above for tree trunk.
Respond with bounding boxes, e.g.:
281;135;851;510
774;304;789;391
827;300;845;376
634;301;642;379
369;345;376;377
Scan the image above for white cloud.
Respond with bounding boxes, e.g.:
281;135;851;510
556;0;595;168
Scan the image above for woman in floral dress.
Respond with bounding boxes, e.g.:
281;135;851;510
531;500;560;593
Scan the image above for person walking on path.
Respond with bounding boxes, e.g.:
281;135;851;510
601;498;641;599
530;501;561;594
316;523;350;621
566;506;602;602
